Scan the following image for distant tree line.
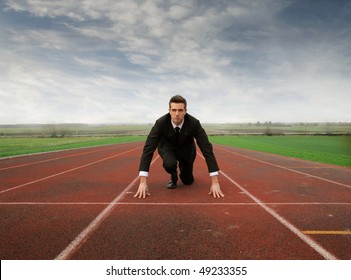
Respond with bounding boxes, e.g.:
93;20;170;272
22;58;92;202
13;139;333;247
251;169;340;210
44;124;73;137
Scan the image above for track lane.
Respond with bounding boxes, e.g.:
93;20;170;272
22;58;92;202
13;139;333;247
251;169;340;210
215;145;351;187
0;146;144;203
0;142;145;259
0;142;143;193
0;203;107;259
0;144;121;171
276;204;351;259
69;151;328;260
0;143;350;259
215;145;351;260
214;146;351;204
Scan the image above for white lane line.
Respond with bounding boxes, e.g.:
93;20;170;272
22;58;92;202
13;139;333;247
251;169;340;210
216;146;351;189
1;202;351;206
0;146;118;171
196;151;337;260
54;155;160;260
220;170;337;260
0;146;141;194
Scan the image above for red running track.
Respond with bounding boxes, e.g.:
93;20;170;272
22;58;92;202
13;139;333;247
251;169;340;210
0;141;350;260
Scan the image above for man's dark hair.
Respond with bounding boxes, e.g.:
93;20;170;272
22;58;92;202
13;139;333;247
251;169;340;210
169;95;187;108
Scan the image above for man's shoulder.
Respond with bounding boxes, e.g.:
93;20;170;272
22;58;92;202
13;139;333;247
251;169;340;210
157;113;170;121
185;113;200;125
155;113;171;125
185;113;198;121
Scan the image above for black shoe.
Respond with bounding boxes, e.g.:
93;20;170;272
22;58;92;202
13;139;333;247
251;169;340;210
166;173;178;189
166;180;177;189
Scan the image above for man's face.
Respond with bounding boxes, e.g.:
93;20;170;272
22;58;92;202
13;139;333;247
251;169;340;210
169;102;187;126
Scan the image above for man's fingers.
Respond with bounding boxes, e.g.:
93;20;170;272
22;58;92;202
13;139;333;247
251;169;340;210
217;191;224;198
213;192;221;198
134;190;150;198
134;190;143;198
134;190;141;198
209;190;224;198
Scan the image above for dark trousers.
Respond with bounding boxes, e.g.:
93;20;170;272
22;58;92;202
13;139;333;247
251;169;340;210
161;150;194;185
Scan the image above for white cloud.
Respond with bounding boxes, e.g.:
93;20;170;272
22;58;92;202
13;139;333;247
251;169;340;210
1;0;350;124
169;4;191;20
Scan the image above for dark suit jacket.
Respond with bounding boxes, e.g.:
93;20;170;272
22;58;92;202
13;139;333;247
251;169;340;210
139;113;219;173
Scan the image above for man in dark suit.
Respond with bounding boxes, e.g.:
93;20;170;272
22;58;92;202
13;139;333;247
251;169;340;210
134;95;224;198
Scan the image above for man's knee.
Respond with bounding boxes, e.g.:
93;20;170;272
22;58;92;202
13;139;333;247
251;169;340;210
163;158;177;173
181;175;194;185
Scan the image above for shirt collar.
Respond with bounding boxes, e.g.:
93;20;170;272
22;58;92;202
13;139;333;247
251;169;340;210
171;119;184;129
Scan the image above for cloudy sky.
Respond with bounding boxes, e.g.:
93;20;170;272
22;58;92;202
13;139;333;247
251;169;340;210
1;0;350;124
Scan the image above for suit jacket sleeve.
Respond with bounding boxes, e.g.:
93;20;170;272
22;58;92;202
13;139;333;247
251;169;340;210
193;120;219;173
138;119;162;172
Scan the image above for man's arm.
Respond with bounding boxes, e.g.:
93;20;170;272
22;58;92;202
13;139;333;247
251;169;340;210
193;121;224;197
135;118;163;199
138;115;166;171
140;117;164;171
193;121;219;173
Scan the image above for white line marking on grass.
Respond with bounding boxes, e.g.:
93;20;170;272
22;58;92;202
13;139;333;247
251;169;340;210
54;155;160;260
216;146;351;189
0;146;141;194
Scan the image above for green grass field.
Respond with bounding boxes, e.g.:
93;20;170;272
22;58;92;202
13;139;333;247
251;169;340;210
209;135;351;167
0;136;146;158
1;135;350;167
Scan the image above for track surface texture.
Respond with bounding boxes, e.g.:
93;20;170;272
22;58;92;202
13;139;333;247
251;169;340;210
0;141;350;260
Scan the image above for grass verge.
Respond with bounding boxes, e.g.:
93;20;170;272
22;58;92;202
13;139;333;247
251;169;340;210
2;135;350;167
0;136;146;158
209;135;351;167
